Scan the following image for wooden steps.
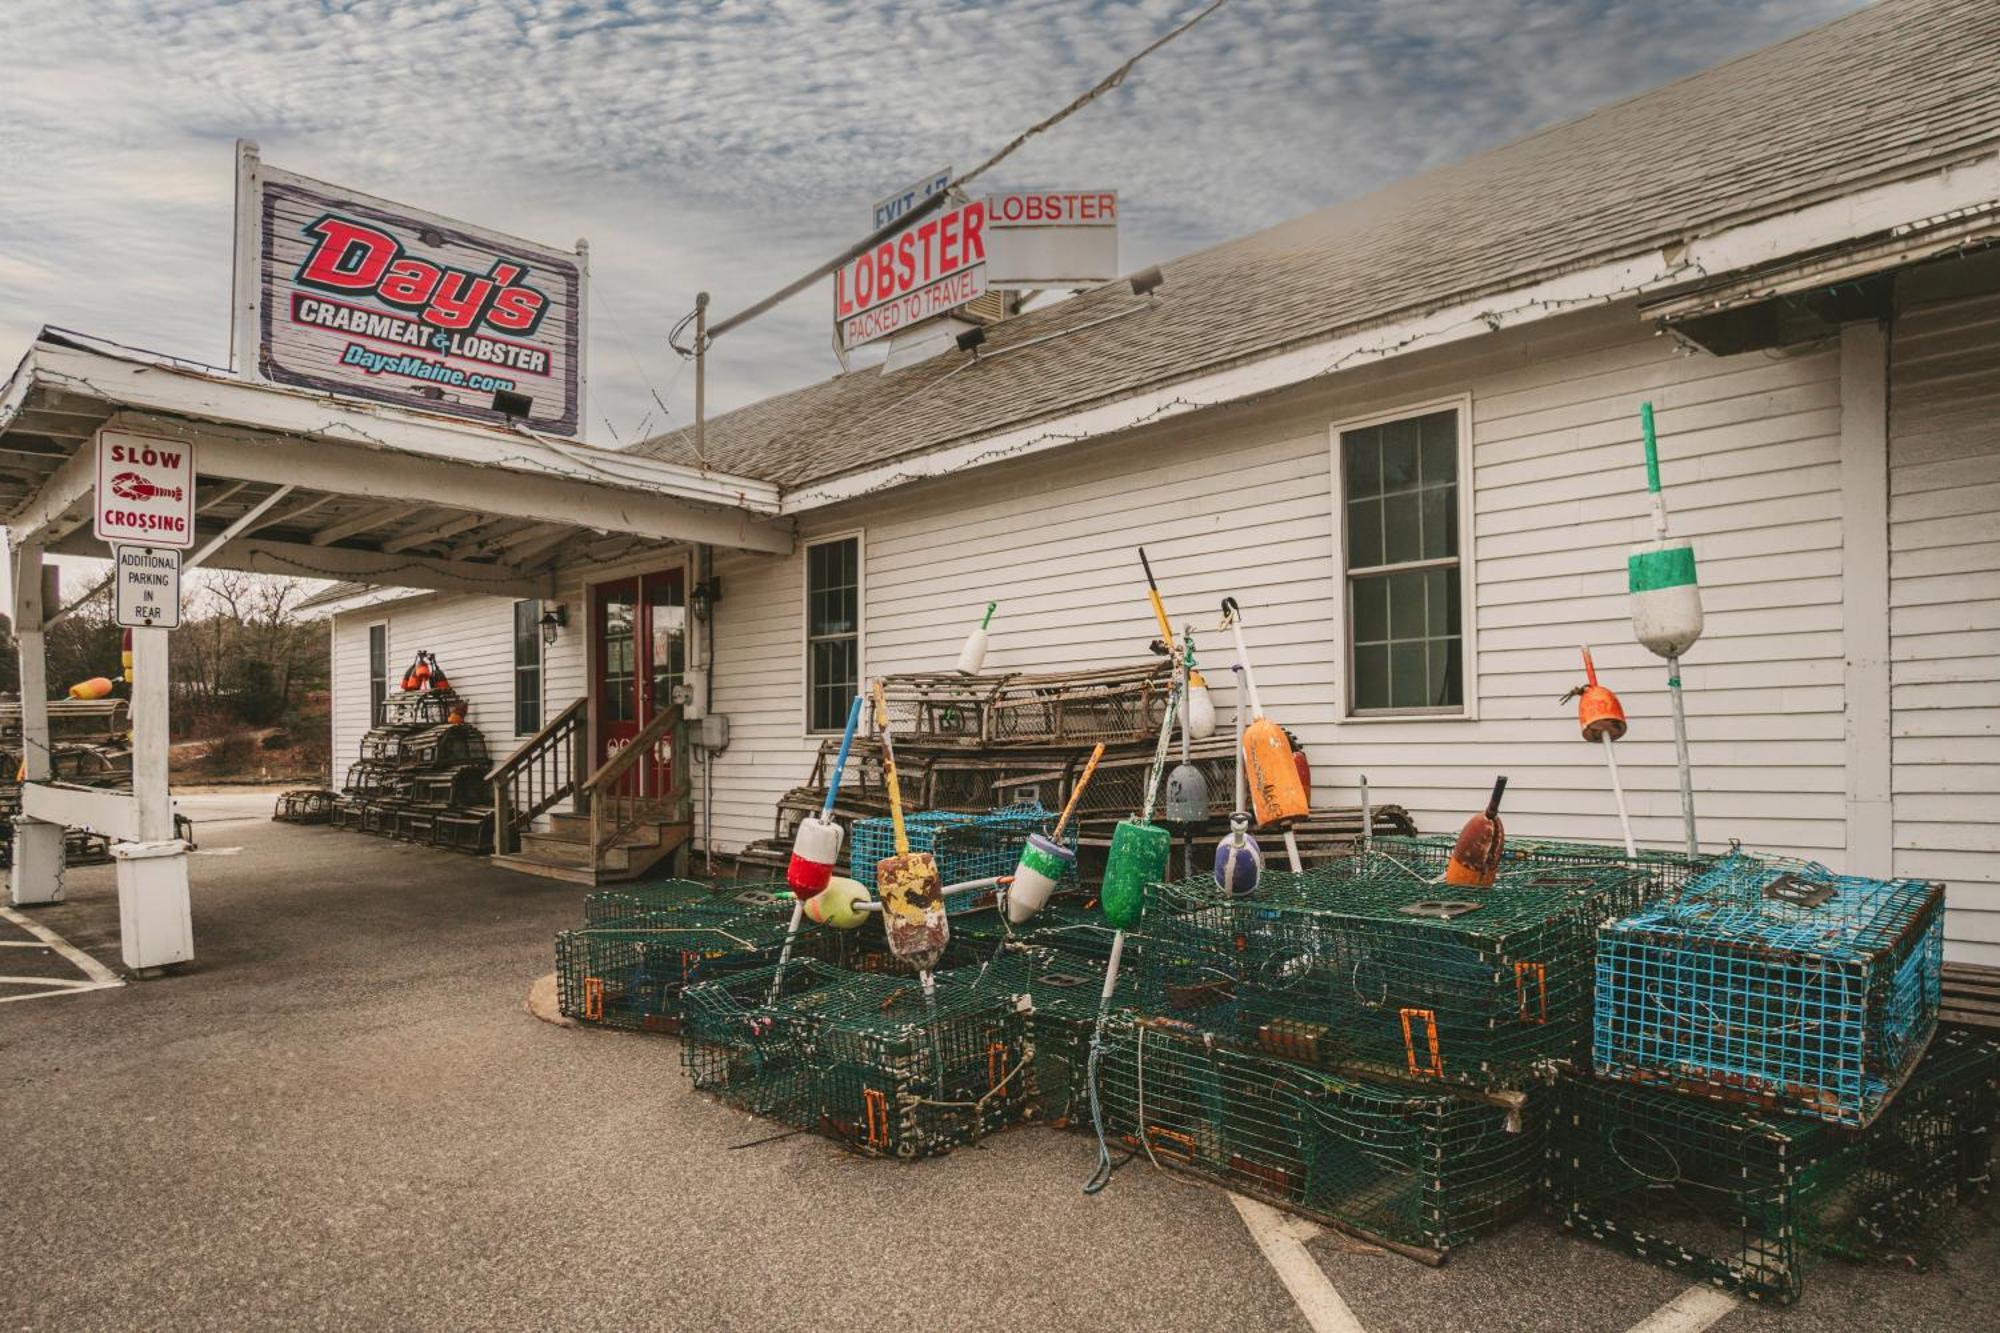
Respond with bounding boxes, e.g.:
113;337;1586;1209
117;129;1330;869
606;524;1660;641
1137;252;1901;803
1941;962;2000;1033
494;818;692;885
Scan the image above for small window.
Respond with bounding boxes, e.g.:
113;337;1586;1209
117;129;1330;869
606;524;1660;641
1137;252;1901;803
1339;407;1465;714
513;600;542;735
367;623;388;726
806;535;860;732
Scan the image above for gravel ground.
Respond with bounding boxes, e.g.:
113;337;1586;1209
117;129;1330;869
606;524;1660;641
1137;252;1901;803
1;804;1992;1332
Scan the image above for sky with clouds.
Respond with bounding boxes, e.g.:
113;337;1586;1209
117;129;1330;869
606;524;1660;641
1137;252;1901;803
0;0;1865;448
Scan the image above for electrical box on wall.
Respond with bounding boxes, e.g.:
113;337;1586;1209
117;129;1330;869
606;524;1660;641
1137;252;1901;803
696;714;730;752
674;667;708;720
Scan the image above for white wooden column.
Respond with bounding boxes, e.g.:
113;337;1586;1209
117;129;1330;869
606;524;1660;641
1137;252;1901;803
1840;319;1892;876
130;628;173;841
9;540;65;905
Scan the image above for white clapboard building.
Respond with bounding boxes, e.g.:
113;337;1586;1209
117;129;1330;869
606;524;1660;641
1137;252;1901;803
304;0;2000;961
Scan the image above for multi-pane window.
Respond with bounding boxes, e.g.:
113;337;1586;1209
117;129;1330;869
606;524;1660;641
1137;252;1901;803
806;535;860;732
513;600;542;735
1340;408;1464;713
367;623;387;726
601;585;636;724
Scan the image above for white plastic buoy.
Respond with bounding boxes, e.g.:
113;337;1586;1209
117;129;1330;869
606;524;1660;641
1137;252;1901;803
1630;402;1703;857
1006;743;1102;924
956;602;996;675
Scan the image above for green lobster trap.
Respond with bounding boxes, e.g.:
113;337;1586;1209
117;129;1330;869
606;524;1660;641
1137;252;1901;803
554;893;801;1032
1094;1016;1543;1258
1138;855;1648;1091
1550;1028;1999;1304
680;958;1035;1158
1366;834;1710;902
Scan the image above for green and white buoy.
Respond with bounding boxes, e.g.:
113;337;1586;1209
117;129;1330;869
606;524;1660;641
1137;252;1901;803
1629;401;1703;856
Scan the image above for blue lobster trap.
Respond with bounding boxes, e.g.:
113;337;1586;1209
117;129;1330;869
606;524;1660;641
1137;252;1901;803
1594;849;1945;1128
848;803;1076;914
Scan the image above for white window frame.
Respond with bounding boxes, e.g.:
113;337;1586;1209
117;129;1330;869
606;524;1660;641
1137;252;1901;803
1326;395;1478;722
512;599;543;737
367;620;390;728
801;529;865;736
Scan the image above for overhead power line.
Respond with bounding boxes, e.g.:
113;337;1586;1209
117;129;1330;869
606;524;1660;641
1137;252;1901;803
706;0;1229;340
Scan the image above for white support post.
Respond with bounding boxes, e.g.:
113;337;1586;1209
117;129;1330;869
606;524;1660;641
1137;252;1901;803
1840;319;1893;877
9;540;65;906
115;625;192;973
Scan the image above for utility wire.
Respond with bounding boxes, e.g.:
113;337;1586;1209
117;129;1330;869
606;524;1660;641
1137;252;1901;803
707;0;1229;340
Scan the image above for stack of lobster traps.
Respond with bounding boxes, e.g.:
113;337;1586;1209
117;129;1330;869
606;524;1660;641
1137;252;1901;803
733;661;1414;878
328;688;496;853
1548;847;1991;1302
0;697;135;866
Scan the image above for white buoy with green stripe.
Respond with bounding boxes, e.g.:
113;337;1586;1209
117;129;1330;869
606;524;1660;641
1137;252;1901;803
1630;400;1702;856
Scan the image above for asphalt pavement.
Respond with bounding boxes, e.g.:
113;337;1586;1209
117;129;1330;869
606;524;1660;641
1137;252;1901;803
1;804;1993;1332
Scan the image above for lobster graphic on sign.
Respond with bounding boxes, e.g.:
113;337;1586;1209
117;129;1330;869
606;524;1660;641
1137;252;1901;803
110;472;184;504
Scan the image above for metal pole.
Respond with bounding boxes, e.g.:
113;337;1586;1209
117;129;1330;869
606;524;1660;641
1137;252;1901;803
1667;653;1697;856
693;292;709;469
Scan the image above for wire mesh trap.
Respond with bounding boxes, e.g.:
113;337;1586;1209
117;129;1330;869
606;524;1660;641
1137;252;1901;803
1093;1016;1544;1257
1366;834;1712;902
555;892;802;1032
272;788;338;824
680;957;1036;1158
1136;856;1649;1091
850;804;1077;913
1550;1029;1999;1304
1595;849;1946;1127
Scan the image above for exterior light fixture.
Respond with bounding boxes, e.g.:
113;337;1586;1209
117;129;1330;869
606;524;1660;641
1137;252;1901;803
691;578;723;622
1129;265;1165;298
955;325;986;357
539;604;568;645
493;388;534;418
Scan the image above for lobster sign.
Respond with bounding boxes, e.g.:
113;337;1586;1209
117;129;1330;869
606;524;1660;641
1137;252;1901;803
94;430;196;550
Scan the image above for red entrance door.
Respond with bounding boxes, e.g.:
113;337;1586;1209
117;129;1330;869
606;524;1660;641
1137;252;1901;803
593;569;686;797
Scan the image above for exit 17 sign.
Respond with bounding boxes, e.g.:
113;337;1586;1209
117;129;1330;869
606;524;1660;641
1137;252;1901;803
95;430;196;549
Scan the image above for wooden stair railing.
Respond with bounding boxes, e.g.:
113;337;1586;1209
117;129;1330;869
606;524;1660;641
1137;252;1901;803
488;696;589;855
580;704;687;861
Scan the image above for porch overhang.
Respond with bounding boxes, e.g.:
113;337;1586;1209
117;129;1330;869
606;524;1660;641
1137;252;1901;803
0;330;792;597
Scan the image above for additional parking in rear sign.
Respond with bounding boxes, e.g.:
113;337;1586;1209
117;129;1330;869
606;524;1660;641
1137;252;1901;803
114;545;183;629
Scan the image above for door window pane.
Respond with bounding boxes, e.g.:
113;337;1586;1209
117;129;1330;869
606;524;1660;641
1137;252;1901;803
368;624;387;726
602;589;635;724
647;574;686;709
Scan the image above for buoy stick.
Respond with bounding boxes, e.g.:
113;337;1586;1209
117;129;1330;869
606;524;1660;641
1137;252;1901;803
1281;829;1303;875
1641;401;1670;542
821;694;863;820
1138;547;1174;650
1360;773;1371;854
1600;734;1637;858
1668;654;1697;857
1054;744;1104;841
876;680;911;857
771;694;863;1004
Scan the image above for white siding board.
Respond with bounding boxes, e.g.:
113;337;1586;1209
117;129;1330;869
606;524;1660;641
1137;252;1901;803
1889;252;2000;963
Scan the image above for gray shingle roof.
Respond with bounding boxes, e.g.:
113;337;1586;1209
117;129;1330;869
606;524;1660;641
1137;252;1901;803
634;0;2000;491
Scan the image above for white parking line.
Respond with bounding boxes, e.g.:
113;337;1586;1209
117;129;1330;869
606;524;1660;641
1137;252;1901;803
1230;1192;1369;1333
0;905;124;1003
1625;1283;1739;1333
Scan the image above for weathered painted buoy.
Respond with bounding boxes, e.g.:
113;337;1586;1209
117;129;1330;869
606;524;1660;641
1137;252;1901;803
1630;540;1703;658
1443;777;1507;888
956;601;996;675
786;816;842;896
872;680;949;971
806;877;873;930
1212;812;1263;897
1101;818;1170;930
1184;670;1216;740
1004;742;1102;925
1005;833;1075;924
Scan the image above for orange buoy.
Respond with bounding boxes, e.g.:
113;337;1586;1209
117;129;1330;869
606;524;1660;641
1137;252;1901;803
1443;777;1507;887
68;677;114;700
1562;647;1636;856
